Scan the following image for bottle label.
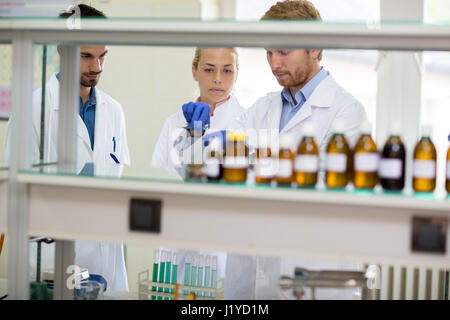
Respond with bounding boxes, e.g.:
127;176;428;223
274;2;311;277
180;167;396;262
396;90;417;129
255;159;275;178
379;158;403;179
277;159;293;178
354;153;379;172
295;155;319;173
413;160;436;179
204;158;220;178
223;156;247;169
326;153;347;173
447;161;450;180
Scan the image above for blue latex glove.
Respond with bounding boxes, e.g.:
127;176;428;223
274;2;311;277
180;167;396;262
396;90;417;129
182;102;211;132
203;130;227;148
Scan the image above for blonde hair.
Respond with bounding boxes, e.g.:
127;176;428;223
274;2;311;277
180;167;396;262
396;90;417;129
192;48;239;71
262;0;323;60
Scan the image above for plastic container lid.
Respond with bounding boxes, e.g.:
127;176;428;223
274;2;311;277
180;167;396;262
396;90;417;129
331;119;346;134
389;122;402;136
226;131;246;141
421;125;432;138
279;134;293;149
359;121;372;135
301;121;316;137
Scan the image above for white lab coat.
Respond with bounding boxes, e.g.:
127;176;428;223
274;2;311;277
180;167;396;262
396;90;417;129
6;73;130;292
231;74;368;150
151;95;245;177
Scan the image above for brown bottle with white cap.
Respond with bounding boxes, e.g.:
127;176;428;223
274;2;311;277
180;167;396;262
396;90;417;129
276;134;295;185
413;125;436;192
295;122;319;187
255;131;274;185
379;123;406;191
353;122;379;190
326;120;350;189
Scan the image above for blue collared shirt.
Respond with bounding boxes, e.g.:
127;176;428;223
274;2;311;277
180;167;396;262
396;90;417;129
56;73;96;150
279;68;329;132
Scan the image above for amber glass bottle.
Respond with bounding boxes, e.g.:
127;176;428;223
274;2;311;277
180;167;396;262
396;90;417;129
223;131;248;183
446;134;450;194
295;123;319;187
326;121;350;189
379;125;406;191
255;132;273;185
413;126;436;192
276;134;295;185
353;122;379;190
204;137;223;181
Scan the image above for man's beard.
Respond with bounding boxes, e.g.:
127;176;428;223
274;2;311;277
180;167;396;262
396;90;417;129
80;73;100;87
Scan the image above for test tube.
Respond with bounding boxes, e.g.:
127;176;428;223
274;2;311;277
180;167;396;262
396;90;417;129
164;251;172;300
184;254;191;296
211;256;217;298
151;249;159;300
158;250;166;300
197;255;204;296
190;255;198;293
171;253;178;300
204;255;211;296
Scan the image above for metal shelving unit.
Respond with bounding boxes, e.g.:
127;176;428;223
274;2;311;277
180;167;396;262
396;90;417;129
1;18;450;299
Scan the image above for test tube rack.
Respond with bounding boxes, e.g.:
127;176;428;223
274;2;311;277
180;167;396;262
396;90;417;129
137;269;224;300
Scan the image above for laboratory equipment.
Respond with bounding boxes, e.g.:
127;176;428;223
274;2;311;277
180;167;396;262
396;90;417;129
158;250;166;300
164;251;172;300
379;124;406;191
151;249;158;300
211;256;217;298
197;255;204;296
353;122;379;190
255;131;274;184
184;254;191;295
190;255;198;294
413;126;436;192
295;122;319;187
325;120;350;189
447;134;450;194
280;267;373;300
204;137;223;181
223;131;248;183
276;134;295;185
204;255;211;293
171;253;178;298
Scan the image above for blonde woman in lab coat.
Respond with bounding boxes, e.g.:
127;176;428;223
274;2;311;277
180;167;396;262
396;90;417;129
151;47;245;177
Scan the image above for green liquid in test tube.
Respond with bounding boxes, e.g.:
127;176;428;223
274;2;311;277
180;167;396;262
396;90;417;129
211;256;217;298
204;255;211;297
171;253;178;300
151;249;159;300
190;255;198;294
197;255;204;296
164;252;172;300
184;254;191;296
158;250;166;300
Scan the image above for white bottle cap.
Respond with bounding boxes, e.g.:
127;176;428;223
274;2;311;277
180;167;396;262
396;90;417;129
301;121;316;137
359;121;372;135
389;122;402;136
421;125;432;138
257;131;271;149
279;134;293;150
209;137;222;150
331;119;346;134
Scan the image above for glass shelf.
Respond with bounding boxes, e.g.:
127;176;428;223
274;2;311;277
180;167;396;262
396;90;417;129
18;163;450;213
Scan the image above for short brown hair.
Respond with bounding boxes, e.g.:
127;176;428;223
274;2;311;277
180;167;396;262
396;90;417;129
59;4;106;18
262;1;322;60
262;0;321;20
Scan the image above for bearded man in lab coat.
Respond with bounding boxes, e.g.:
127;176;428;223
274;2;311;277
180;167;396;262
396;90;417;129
183;0;368;299
6;4;130;292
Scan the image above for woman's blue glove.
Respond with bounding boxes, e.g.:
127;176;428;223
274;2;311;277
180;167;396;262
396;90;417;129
182;102;211;132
